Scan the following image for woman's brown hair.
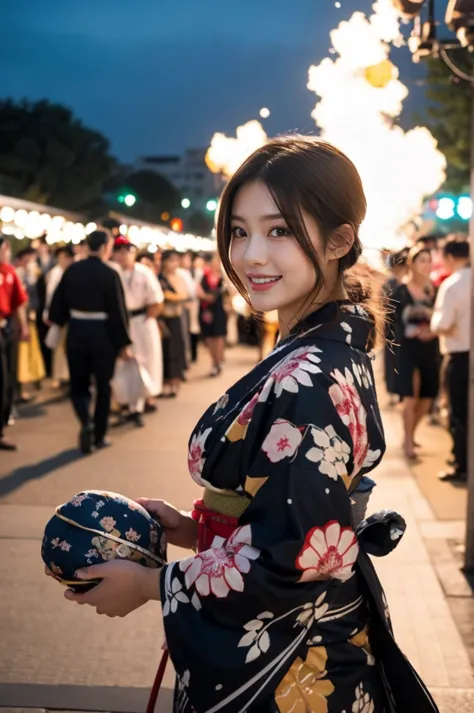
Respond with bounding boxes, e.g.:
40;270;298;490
407;245;431;269
216;135;384;348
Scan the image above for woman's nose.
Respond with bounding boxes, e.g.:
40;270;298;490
244;235;268;266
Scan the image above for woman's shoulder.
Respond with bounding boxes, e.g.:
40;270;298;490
392;282;408;299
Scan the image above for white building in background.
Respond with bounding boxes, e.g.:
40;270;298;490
134;149;225;213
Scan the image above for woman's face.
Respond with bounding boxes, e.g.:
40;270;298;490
163;254;179;273
139;255;154;271
193;256;204;272
412;251;432;278
230;181;332;319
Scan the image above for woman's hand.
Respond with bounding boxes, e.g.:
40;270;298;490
60;560;160;617
136;498;198;550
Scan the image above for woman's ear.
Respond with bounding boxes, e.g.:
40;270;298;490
327;224;355;262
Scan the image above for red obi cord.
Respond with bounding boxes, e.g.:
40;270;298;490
191;499;240;553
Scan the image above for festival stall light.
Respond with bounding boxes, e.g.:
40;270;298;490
0;196;88;244
14;210;28;228
0;206;15;223
0;196;214;253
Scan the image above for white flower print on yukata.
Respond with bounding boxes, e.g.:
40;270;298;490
351;360;373;389
238;611;274;663
269;346;322;398
262;419;303;463
305;425;351;480
188;427;212;485
329;368;368;477
296;521;359;582
295;591;329;629
340;321;353;344
352;682;375;713
179;525;260;598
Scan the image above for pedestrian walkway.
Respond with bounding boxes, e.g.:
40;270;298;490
372;403;474;708
0;347;473;713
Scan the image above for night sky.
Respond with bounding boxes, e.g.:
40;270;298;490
4;0;433;162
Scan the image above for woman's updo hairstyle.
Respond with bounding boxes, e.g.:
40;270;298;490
216;135;383;347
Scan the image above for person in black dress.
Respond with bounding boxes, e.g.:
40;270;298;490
198;253;228;377
158;250;188;397
393;246;439;459
49;230;132;454
383;249;408;404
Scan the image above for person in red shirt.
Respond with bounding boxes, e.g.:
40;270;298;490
0;235;29;450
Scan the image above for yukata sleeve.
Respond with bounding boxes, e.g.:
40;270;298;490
160;367;380;713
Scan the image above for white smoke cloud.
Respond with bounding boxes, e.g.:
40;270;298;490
308;0;446;251
205;120;268;178
206;0;446;253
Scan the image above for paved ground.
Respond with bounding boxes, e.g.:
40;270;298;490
0;346;473;713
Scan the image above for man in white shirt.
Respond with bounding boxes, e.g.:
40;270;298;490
431;237;471;482
112;238;164;426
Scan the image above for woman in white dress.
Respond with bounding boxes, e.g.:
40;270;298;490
112;238;164;425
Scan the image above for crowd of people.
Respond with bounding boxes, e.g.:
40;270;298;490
383;233;471;483
0;230;239;452
1;227;472;482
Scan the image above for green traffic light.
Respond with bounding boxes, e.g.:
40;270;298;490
206;199;218;212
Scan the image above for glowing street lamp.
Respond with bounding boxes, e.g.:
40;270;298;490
181;198;191;209
436;197;456;220
206;199;218;212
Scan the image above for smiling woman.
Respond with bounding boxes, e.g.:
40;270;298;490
217;136;373;340
56;136;439;713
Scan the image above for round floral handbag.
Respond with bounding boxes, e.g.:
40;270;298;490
41;490;167;592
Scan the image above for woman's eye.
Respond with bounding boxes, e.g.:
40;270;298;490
269;226;292;238
231;226;247;239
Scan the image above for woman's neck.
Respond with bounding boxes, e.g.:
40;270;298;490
409;274;428;288
278;284;347;339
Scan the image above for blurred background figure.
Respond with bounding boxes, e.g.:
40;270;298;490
15;246;45;402
431;237;471;483
112;237;164;425
225;280;240;349
176;250;196;369
33;236;54;380
136;251;155;272
198;253;228;377
393;246;439;460
44;245;75;388
158;250;188;398
48;230;132;454
153;249;162;278
0;235;28;451
383;248;408;406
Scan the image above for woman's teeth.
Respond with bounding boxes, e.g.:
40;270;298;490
250;277;281;284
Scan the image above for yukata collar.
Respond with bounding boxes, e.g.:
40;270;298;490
288;300;374;354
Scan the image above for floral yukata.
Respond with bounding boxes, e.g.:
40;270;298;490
160;302;404;713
